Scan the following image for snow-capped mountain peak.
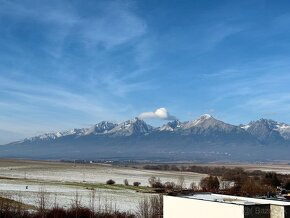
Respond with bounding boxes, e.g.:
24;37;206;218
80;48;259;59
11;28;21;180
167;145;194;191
13;115;290;146
22;121;117;142
242;118;290;141
182;114;216;129
108;117;153;136
86;121;117;135
200;114;212;119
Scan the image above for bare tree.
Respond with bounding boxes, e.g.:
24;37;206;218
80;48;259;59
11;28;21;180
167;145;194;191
72;190;82;209
103;195;114;214
150;194;163;218
177;176;185;191
89;188;96;213
37;186;49;218
148;176;157;187
148;176;163;188
136;195;163;218
53;193;58;208
124;179;129;186
200;176;220;192
164;182;176;191
136;196;150;218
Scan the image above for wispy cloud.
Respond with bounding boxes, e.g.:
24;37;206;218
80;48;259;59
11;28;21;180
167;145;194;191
202;22;244;51
81;2;147;48
0;0;147;57
0;74;122;123
2;0;290;142
0;0;150;130
87;72;153;97
203;57;290;122
245;94;290;111
0;74;135;143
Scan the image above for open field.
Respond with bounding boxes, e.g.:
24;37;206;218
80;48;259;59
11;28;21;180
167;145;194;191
0;159;206;211
1;159;289;211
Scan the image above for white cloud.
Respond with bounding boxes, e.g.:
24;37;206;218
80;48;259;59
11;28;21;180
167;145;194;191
138;108;177;120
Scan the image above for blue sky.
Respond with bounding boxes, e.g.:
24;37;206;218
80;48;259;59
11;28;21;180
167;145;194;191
1;0;290;144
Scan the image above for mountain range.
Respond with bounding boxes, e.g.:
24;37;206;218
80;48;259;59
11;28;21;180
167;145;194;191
1;115;290;162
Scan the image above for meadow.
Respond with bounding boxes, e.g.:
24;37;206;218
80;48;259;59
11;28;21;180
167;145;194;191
0;159;206;211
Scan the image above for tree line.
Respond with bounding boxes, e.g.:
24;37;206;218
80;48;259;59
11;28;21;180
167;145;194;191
143;164;290;196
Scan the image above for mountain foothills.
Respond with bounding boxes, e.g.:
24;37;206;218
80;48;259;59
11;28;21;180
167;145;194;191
1;115;290;162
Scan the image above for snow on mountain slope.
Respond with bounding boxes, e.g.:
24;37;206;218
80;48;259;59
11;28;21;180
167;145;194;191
241;119;290;142
182;114;212;129
8;115;290;146
182;114;240;134
84;121;117;135
108;117;153;136
278;123;290;139
159;120;183;131
22;121;117;142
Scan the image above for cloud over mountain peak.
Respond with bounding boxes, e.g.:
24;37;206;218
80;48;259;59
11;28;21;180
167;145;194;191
138;108;177;120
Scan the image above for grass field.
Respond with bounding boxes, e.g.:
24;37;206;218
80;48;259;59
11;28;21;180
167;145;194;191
0;159;206;211
2;159;289;211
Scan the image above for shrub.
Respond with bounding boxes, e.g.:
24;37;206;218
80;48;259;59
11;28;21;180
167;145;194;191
189;182;199;191
200;176;220;192
240;178;275;196
133;182;141;187
263;172;281;187
124;179;129;186
148;176;163;188
106;179;115;185
164;182;176;191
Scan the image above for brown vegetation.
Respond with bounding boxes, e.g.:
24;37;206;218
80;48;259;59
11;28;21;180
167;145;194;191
133;182;141;187
136;195;163;218
200;176;219;192
143;164;290;197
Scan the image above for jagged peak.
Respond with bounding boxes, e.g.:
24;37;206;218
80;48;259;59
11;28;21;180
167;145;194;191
184;114;216;127
249;118;279;124
199;114;213;119
10;116;290;144
167;119;182;124
159;119;182;131
107;117;153;136
118;117;147;126
247;119;280;130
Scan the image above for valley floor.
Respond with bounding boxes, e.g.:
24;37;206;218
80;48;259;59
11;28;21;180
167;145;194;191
1;159;290;212
0;159;205;211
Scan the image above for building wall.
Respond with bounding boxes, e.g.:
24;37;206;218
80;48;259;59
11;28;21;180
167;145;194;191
270;205;284;218
163;196;245;218
211;194;290;218
284;206;290;218
244;205;270;218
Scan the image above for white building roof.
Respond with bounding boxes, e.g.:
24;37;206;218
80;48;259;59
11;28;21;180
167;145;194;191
181;193;290;206
211;194;290;206
184;194;260;205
